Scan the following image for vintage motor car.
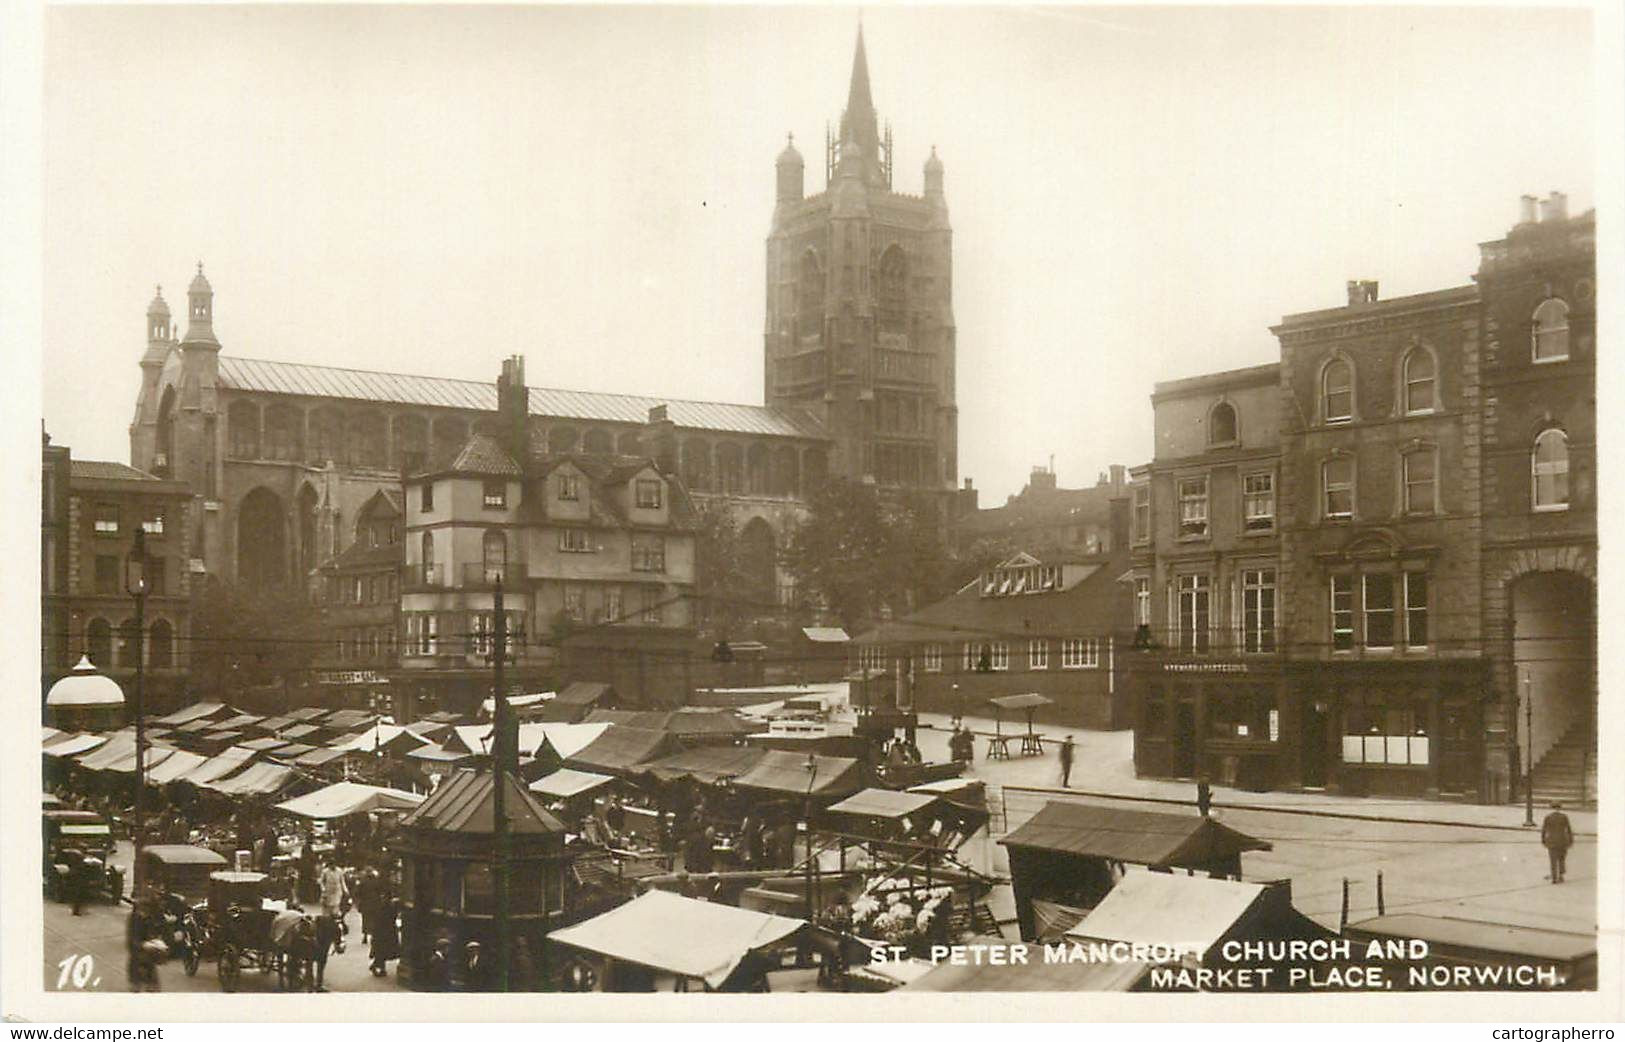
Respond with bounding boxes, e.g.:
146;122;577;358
42;807;125;904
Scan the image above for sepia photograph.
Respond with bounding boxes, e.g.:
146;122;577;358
6;0;1620;1021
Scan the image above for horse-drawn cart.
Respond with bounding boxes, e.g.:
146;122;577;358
189;871;334;992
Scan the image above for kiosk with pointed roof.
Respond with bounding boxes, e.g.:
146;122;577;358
389;767;570;989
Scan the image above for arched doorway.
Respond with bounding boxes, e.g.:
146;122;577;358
740;518;777;610
1511;570;1595;795
237;487;288;589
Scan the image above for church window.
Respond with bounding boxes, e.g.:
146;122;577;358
797;250;824;337
878;245;908;334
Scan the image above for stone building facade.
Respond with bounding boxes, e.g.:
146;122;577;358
1473;196;1596;805
764;27;957;497
42;436;195;711
1128;195;1595;804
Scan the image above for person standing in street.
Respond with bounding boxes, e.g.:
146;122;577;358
319;858;350;950
1541;801;1574;883
1059;735;1076;788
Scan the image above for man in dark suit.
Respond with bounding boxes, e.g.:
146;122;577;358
1541;802;1574;883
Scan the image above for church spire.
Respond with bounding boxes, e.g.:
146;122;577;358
839;24;881;173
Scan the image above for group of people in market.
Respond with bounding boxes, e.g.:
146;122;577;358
678;803;801;875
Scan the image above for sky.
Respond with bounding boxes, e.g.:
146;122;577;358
38;3;1596;504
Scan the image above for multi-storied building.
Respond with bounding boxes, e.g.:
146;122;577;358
1129;195;1595;804
765;27;957;498
125;30;955;631
1474;195;1596;805
394;359;701;717
955;465;1128;557
41;432;196;711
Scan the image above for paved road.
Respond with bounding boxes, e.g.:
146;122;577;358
43;841;400;995
915;714;1597;935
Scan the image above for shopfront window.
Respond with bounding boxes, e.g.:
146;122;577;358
1208;687;1276;741
1342;692;1429;765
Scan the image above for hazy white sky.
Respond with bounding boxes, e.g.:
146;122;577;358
40;4;1594;503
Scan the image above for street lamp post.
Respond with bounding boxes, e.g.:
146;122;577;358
1523;670;1535;828
802;753;818;921
124;528;149;893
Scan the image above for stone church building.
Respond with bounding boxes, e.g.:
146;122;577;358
127;29;959;618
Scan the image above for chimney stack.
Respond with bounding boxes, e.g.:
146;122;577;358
1537;193;1569;223
1519;194;1538;225
1110;464;1126;495
496;355;529;463
1346;280;1379;306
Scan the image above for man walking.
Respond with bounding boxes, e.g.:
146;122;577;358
1059;735;1075;788
319;858;350;951
1541;801;1574;883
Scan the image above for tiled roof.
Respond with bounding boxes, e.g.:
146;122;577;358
217;356;826;439
70;460;160;482
448;433;522;476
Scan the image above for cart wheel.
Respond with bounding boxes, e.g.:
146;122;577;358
218;946;241;992
183;943;200;977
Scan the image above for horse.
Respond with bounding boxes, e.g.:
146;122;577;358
272;912;341;992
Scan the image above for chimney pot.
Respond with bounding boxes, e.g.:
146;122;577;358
1550;192;1568;221
1519;194;1538;224
1539;196;1557;222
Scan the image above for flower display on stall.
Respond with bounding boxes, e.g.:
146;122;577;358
847;880;955;951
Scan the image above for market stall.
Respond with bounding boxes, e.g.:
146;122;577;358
276;781;425;820
1063;870;1332;987
563;726;678;778
731;751;866;802
636;745;768;786
548;888;805;992
999;800;1272;941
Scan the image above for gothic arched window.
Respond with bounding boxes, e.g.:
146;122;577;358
797;250;824;338
878;245;907;334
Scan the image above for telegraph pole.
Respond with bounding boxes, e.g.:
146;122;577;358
491;577;511;991
1523;670;1535;828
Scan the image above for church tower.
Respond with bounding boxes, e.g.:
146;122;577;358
765;26;957;493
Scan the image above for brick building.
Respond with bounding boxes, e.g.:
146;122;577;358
42;433;195;712
1129;195;1595;803
955;464;1128;557
311;487;403;711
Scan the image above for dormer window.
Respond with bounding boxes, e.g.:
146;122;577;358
558;473;579;501
636;478;663;510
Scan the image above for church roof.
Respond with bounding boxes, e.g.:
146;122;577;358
217;356;826;440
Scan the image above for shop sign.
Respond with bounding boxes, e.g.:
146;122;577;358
1162;662;1249;674
316;670;390;686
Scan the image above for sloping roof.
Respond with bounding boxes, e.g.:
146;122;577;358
154;702;231;726
555;681;615;707
44;734;107;758
294;746;353;767
514;722;610;760
398;769;563;835
801;627;850;643
216;356;826;438
176;745;258;786
286;707;327;721
999;801;1271;865
321;538;402;573
639;744;768;785
144;749;208;784
322;709;377;731
205;761;295;796
448;432;522;476
69;459;161;482
1064;871;1271;957
214;714;266;730
529;768;617;800
549;889;805;989
733;751;865;798
851;558;1118;647
563;726;675;775
238;737;289;752
141;845;229;867
581;708;756;738
277;782;425;820
825;788;938;819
